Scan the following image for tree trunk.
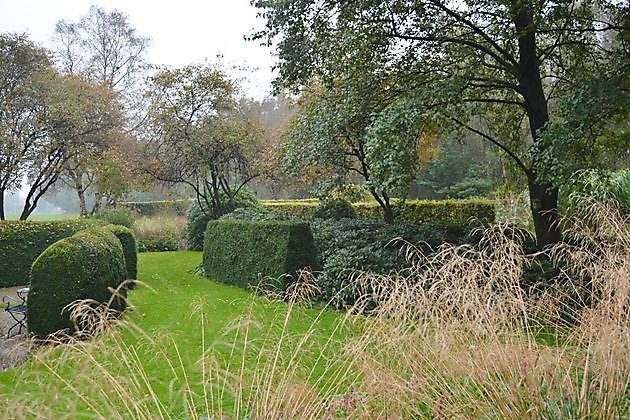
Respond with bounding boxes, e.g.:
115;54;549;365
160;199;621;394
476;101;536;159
91;191;103;215
77;188;88;216
370;189;394;224
0;189;5;220
528;175;562;249
513;0;561;249
71;172;89;216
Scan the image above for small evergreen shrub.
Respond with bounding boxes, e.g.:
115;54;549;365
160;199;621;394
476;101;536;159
186;189;263;251
0;219;98;287
203;220;318;292
27;227;127;337
104;224;138;279
312;198;356;220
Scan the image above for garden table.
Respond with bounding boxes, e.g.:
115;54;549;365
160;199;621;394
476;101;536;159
2;287;29;338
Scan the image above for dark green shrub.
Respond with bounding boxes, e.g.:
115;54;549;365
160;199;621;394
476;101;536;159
94;207;135;228
104;224;138;279
312;198;356;220
0;219;98;287
203;220;319;292
311;218;480;308
27;228;127;337
186;189;263;251
120;199;192;217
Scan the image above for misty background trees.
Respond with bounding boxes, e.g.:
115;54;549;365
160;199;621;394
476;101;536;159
1;2;628;250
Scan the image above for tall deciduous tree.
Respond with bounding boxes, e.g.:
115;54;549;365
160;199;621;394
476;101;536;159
282;74;438;223
252;0;629;248
0;33;51;219
144;64;265;218
53;5;150;212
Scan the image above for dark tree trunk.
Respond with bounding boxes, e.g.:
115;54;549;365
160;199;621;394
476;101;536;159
370;189;394;224
0;189;5;220
513;0;561;249
77;188;88;216
528;175;562;249
91;191;103;215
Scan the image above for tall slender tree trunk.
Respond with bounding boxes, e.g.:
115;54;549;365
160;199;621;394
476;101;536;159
0;189;5;220
91;191;103;215
77;188;88;216
513;0;562;249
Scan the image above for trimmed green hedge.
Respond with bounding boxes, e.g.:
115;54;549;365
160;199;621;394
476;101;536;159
0;219;98;287
121;199;192;217
261;199;495;224
104;224;138;280
203;220;318;291
27;228;127;337
354;199;496;224
261;200;318;219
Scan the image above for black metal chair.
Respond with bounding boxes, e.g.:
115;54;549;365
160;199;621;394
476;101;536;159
3;287;29;338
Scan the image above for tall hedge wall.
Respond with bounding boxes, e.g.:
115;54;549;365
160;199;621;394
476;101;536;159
27;228;127;337
0;219;98;287
203;220;318;291
120;199;192;217
261;199;495;224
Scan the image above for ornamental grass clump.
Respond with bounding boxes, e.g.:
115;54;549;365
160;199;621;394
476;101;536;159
0;201;626;418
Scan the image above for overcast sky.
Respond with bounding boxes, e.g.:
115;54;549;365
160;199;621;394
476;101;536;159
0;0;276;98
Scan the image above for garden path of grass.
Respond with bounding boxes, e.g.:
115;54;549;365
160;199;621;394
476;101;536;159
0;251;350;417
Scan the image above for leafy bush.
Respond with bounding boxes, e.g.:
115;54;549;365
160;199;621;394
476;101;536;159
312;198;356;220
0;219;98;287
104;224;138;279
311;218;480;308
329;184;373;202
134;215;186;252
186;189;263;251
27;227;127;337
120;199;192;217
203;220;319;292
94;207;136;228
561;168;630;215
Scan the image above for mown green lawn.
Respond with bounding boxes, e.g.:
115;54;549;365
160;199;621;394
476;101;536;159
0;251;348;417
3;213;79;221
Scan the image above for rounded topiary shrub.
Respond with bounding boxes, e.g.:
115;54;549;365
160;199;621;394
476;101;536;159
312;198;356;220
104;224;138;280
27;228;127;337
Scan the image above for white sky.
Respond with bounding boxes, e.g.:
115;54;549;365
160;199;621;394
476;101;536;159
0;0;277;98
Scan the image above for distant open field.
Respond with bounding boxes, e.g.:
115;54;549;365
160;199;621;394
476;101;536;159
3;214;79;221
